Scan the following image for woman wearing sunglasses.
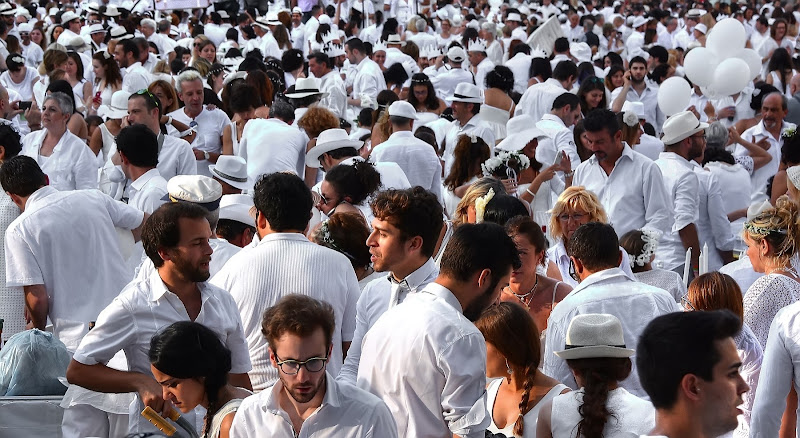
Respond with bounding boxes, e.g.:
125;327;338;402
149;321;251;438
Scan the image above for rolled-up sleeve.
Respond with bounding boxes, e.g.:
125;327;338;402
671;171;699;232
437;333;491;437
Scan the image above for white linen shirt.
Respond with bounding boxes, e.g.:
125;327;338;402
351;56;387;105
168;107;231;178
693;165;738;272
734;120;792;203
505;52;532;94
5;186;144;351
429;65;474;101
319;70;348;119
473;57;495;91
159;134;198;179
22;129;98;191
210;232;360;391
514;78;569;122
443;115;496;179
121;62;152;94
572;144;673;238
610;81;665;134
230;372;398;438
370;131;443;202
543;268;680;398
128;168;168;214
535;113;580;171
72;272;251;433
238;118;306;182
653;152;700;271
338;258;438;384
356;282;490;438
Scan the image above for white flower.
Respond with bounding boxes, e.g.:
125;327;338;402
623;111;638;128
475;188;495;224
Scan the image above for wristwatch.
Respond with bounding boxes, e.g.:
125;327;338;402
203;151;210;160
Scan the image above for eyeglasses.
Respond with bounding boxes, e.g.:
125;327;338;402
316;191;331;206
568;258;580;282
135;89;159;108
681;295;696;311
558;213;586;223
275;355;328;375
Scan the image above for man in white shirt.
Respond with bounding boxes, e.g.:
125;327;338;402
480;22;503;65
505;44;533;95
231;295;398;437
626;16;650;54
536;92;582;171
115;39;151;93
356;222;521;437
654;111;704;276
17;22;43;69
750;17;770;53
116;124;167;214
169;70;231;178
505;12;528;41
562;10;584;42
467;39;495;91
573;108;672;238
443;83;496;178
238;100;306;182
637;311;749;438
290;8;306;54
429;46;474;101
610;56;665;134
543;222;679;397
371;101;443;200
140;18;175;62
338;187;442;383
383;34;416;70
67;201;252;435
308;51;347;119
345;38;387;109
515;60;577;122
216;194;256;248
249;16;282;59
56;10;82;46
210;172;360;392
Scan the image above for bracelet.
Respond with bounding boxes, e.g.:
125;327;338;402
564;171;574;178
166;116;173;125
526;187;536;198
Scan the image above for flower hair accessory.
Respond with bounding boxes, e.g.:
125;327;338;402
622;111;638;128
474;188;495;224
319;221;356;261
629;229;660;267
102;50;112;59
469;133;477;143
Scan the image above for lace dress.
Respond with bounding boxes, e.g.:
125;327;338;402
634;269;685;303
0;191;22;343
743;273;800;349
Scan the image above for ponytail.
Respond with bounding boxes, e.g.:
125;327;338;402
567;358;631;438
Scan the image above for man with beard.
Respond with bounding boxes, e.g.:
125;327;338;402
230;295;397;436
734;92;793;203
653;111;705;277
543;222;679;397
356;222;521;437
337;187;443;384
610;56;665;135
573;109;672;239
67;201;252;435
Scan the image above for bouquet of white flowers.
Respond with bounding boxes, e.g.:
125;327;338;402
481;151;531;180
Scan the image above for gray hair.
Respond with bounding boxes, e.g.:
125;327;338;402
140;18;157;30
705;122;729;149
175;69;203;93
269;99;295;123
44;92;73;115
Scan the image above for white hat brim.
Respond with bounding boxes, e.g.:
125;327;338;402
306;139;364;168
554;345;635;360
446;95;483;104
209;165;250;190
220;206;256;227
661;122;709;146
284;90;330;99
496;129;548;152
102;106;128;120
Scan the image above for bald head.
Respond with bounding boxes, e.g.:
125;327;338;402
791;73;800;96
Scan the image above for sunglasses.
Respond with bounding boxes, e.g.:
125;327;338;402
135;89;160;108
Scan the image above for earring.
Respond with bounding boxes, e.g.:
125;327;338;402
505;358;512;383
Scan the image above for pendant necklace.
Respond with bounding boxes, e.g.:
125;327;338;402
508;275;539;309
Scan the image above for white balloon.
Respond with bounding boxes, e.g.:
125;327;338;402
684;47;719;87
658;77;692;116
713;58;751;96
737;48;762;81
706;18;747;59
700;85;721;101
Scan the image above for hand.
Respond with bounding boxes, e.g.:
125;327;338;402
556;152;572;173
135;375;173;418
623;71;632;88
24;104;41;127
501;178;518;195
534;165;558;184
686;105;701;120
717;106;736;119
120;115;130;128
7;100;23;119
727;126;742;144
755;138;771;151
703;100;715;118
192;148;205;160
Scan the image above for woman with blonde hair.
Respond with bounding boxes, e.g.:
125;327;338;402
546;186;634;285
452;177;506;226
742;197;800;349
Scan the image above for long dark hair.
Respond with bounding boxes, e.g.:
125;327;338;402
93;51;123;89
444;134;490;190
46;80;78;114
577;76;607;114
767;47;793;93
566;357;631;438
149;321;232;436
475;302;541;436
407;73;439;111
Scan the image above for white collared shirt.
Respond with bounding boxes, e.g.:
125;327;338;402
21;129;98;191
5;186;144;351
338;258;438;384
121;61;152;94
168;106;231;178
370;131;443;202
159;133;198;179
230;372;398;437
573;144;673;239
610;81;665;134
429;65;474;101
653;152;700;271
351;56;387;104
545;240;636;288
514;77;569;123
692;164;738;272
210;232;360;391
128;168;167;214
72;271;251;433
443;115;496;179
536;113;580;171
318;70;348;119
543;268;680;398
505;53;532;94
473;57;495;91
735;120;793;203
356;282;490;438
239;118;306;181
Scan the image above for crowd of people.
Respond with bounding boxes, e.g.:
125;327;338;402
2;0;800;436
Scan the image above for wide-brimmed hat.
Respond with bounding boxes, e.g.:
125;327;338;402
219;194;256;227
448;83;484;104
61;10;80;23
496;115;548;152
99;90;131;119
632;15;651;29
285;77;329;99
386;34;406;46
87;23;106;34
209;155;250;190
162;175;223;211
109;25;132;41
0;3;15;15
265;11;281;25
306;128;363;168
555;314;635;360
660;110;708;145
103;5;121;16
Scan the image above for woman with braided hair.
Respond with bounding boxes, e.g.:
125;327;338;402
149;321;251;438
476;301;569;438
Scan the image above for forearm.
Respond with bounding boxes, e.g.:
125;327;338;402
23;284;48;330
728;208;748;222
610;86;628;112
66;360;152;394
228;373;252;391
678;223;700;270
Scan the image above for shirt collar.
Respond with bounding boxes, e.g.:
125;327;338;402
148;270;213;302
388;130;415;140
258;232;311;246
387;258;438;289
421;282;463;312
130;168;162;190
541;113;567;128
658;151;695;169
264;371;339;414
25;185;58;210
571;267;631;295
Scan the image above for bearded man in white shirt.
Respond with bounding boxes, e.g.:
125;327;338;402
356;222;521;437
211;172;360;392
67;202;253;435
338;187;442;384
573;108;672;238
231;295;398;437
115;39;152;93
610;56;665;135
543;223;680;398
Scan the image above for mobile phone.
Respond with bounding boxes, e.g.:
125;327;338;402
18;101;31;111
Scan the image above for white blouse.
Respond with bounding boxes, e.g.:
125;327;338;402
743;273;800;350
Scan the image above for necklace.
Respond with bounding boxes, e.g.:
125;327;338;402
507;275;539;309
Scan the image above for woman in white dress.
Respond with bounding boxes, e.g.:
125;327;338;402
758;18;795;79
481;66;516;142
620;229;685;303
222;84;259;157
149;321;251;438
88;51;121;116
684;272;762;438
476;302;570;438
764;48;795;97
742;197;800;350
442;134;490;218
63;51;92;116
406;73;447;122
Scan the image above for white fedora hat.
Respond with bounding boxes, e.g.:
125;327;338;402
306;128;363;168
103;4;121;16
621;101;645;119
285;77;329;99
99;90;131;119
448;83;484;104
386;34;406;46
61;10;80;23
496;115;548;152
555;314;635;360
660;110;708;146
163;175;223;211
209;155;250;190
506;12;522;22
632;15;651;29
387;100;418;120
219;193;256;227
